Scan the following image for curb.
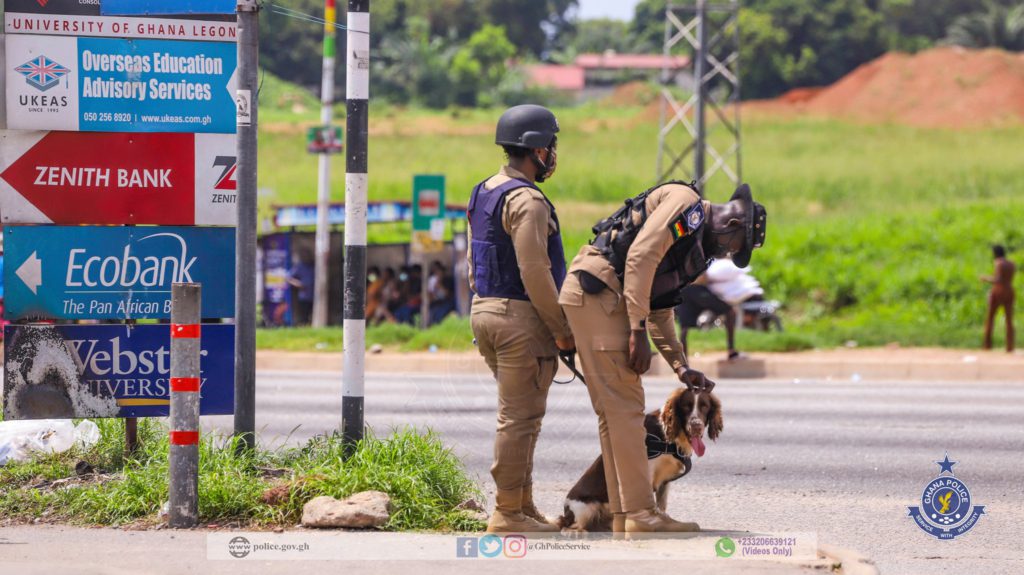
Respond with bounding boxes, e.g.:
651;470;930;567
819;543;880;575
254;348;1024;382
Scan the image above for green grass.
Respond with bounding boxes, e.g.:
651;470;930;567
253;82;1023;352
0;418;484;531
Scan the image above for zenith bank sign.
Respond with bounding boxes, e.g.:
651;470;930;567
0;131;236;225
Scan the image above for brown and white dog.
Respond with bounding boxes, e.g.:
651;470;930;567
556;386;723;532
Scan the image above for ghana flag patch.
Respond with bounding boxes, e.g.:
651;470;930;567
668;202;705;240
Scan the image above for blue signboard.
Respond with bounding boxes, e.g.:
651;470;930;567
3;226;236;320
6;35;237;133
101;0;237;15
3;324;234;418
274;202;468;228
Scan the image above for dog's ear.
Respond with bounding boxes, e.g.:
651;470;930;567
661;387;687;440
707;392;724;441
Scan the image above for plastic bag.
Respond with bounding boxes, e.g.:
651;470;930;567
0;419;101;465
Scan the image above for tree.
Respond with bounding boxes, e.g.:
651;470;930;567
259;0;334;89
557;18;631;60
944;2;1024;51
450;24;517;107
373;17;457;108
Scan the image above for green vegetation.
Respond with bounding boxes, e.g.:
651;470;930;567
0;418;484;530
255;94;1021;353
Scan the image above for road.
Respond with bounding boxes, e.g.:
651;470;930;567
203;369;1024;575
2;369;1022;574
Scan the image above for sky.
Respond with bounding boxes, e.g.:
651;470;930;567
576;0;641;21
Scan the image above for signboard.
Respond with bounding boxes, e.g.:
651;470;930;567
0;131;237;225
3;323;234;419
4;0;237;42
262;234;293;327
101;0;238;16
307;125;343;154
5;34;238;133
412;175;446;253
272;201;467;228
3;225;236;320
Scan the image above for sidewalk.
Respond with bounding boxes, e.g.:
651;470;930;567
0;525;876;575
256;346;1024;381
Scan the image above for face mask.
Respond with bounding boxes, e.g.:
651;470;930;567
399;273;409;282
368;274;378;283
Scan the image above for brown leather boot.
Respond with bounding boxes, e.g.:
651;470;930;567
487;488;558;533
612;513;627;540
624;508;701;534
521;484;550;524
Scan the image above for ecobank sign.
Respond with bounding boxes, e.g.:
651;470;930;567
3;226;235;320
4;34;237;133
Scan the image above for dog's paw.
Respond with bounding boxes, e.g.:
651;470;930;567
561;526;588;539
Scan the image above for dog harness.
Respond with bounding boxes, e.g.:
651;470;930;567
645;433;693;478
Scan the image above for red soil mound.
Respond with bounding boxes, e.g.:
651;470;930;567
752;47;1024;128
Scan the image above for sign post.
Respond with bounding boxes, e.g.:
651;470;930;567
234;0;260;453
312;0;338;329
412;174;446;328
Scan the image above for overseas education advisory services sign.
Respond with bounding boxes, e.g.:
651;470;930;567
5;35;237;133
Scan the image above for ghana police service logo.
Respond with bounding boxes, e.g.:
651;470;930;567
907;452;985;540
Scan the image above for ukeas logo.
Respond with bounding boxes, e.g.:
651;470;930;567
907;452;986;540
15;56;70;91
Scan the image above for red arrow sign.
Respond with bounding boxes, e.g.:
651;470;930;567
0;132;237;226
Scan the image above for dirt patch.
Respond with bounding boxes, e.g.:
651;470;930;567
746;47;1024;128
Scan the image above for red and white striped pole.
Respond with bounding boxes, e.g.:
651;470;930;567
169;283;201;528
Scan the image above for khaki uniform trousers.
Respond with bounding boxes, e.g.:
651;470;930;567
560;272;656;514
471;298;558;511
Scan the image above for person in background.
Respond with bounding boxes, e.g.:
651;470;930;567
676;257;764;360
428;260;456;325
981;244;1015;352
287;255;315;326
365;266;383;323
394;265;423;325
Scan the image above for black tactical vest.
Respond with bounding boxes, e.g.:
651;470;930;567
591;181;710;310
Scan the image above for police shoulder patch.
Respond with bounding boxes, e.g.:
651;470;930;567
668;202;705;240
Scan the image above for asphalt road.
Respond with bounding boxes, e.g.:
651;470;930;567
198;370;1024;575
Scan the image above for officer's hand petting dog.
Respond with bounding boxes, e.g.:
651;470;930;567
677;367;715;392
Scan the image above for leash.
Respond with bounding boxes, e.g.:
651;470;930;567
555;350;586;385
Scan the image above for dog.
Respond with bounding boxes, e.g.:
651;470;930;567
556;385;723;532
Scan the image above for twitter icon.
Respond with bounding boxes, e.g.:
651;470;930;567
479;534;503;558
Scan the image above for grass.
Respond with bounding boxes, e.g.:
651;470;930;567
252;80;1023;352
0;417;484;531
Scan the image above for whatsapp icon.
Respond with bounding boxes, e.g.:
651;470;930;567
715;537;736;558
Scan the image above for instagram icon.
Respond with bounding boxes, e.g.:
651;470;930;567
503;535;527;558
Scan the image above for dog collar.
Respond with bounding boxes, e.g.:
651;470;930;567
645;433;693;474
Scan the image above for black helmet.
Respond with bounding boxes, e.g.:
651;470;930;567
495;105;559;149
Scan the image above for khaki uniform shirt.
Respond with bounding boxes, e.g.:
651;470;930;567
468;166;572;341
563;182;708;370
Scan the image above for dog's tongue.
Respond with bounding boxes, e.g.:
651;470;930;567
692;436;706;457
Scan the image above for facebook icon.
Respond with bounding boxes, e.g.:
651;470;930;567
456;537;478;558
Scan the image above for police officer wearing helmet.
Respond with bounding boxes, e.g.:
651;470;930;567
559;181;766;533
468;105;574;533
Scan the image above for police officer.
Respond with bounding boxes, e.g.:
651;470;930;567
559;181;766;533
468;105;573;533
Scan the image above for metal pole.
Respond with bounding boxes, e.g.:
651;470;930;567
234;0;260;452
656;3;672;182
312;0;337;328
342;0;369;448
169;283;202;529
694;0;707;187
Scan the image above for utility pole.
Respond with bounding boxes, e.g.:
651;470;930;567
312;0;337;328
234;0;260;453
342;0;369;449
693;0;707;185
